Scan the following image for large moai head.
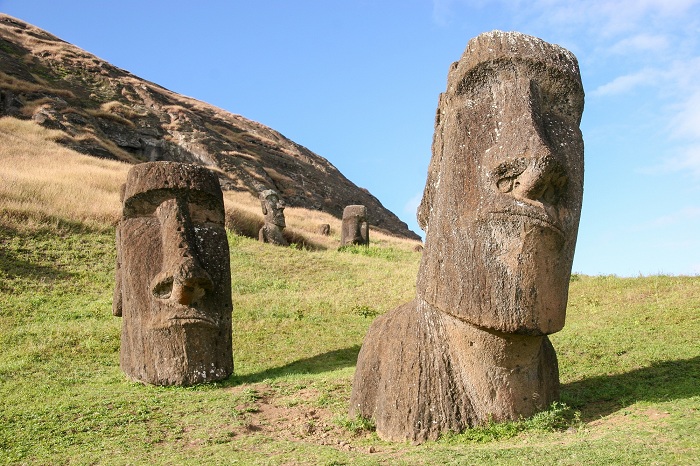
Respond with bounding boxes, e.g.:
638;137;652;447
113;161;233;386
259;189;286;228
416;31;584;335
340;205;369;247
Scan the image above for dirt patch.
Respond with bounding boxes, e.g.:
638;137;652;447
225;382;379;454
641;408;671;420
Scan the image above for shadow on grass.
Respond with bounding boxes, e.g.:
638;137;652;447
561;356;700;421
231;345;361;385
0;226;77;284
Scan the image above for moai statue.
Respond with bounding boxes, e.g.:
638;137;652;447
350;31;584;442
340;205;369;247
317;223;331;236
113;161;233;386
258;189;288;246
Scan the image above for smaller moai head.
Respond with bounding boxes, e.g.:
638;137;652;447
317;223;331;236
416;31;584;336
259;189;286;228
113;161;233;386
341;205;369;246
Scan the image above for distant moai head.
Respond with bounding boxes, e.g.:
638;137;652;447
341;205;369;246
113;161;233;386
259;189;286;228
416;31;584;335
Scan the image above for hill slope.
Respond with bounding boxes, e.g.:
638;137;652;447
0;14;419;240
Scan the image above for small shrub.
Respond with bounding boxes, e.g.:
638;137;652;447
524;402;581;431
334;415;376;434
352;305;380;318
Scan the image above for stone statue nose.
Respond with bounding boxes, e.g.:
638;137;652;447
510;157;563;206
512;163;543;200
151;198;214;305
506;81;563;205
151;260;214;306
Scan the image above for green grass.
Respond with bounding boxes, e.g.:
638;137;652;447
1;223;699;465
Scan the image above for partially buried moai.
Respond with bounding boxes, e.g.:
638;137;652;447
350;31;585;442
258;189;288;246
113;161;233;386
340;205;369;247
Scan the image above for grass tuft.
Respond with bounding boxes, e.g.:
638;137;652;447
441;402;581;444
333;415;376;435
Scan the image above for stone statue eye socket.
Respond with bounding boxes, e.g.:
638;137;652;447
152;276;173;300
123;199;160;219
542;185;557;204
497;177;516;193
188;203;224;225
546;174;569;203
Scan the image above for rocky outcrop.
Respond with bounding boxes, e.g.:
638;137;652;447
0;14;419;239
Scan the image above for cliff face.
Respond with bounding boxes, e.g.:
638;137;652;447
0;14;419;239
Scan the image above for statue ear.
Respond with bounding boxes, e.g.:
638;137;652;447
260;199;268;215
112;225;123;317
417;188;431;231
417;141;438;231
417;93;446;232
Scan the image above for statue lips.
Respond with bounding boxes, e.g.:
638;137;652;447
486;201;566;239
149;303;219;330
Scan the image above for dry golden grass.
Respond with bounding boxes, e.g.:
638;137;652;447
0;115;422;250
98;101;140;116
0;116;129;231
222;190;421;251
0;71;75;99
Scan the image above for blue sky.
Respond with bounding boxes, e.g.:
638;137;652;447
2;0;699;276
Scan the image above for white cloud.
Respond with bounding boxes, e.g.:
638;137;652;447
509;0;700;39
591;68;659;96
670;90;700;140
609;33;669;55
571;0;698;35
403;191;423;216
432;0;700;39
648;206;700;227
633;0;699;15
656;146;700;177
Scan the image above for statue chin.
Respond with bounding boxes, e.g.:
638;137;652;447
471;216;571;335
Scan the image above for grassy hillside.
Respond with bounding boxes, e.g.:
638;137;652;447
0;14;421;240
1;117;699;464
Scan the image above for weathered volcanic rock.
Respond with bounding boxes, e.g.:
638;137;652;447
350;31;585;442
258;189;289;246
340;205;369;247
113;161;233;386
